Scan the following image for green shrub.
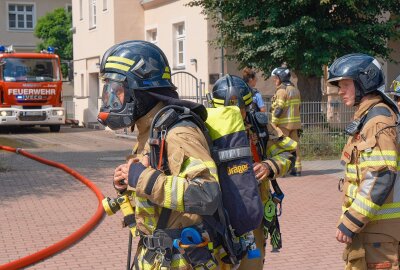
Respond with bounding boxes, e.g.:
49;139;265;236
299;126;347;160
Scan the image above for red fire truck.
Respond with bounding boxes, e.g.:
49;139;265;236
0;45;65;132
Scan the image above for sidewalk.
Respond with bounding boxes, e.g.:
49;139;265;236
0;127;345;269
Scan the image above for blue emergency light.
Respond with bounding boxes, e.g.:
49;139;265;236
0;45;5;53
47;46;55;54
16;95;23;99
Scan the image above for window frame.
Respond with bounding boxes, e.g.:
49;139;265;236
173;22;186;68
146;28;158;45
79;0;83;20
7;2;36;31
89;0;97;30
103;0;107;11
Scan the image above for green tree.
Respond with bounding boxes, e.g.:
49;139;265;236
189;0;400;101
34;8;72;60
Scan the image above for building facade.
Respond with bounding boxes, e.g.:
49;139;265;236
0;0;72;52
71;0;269;126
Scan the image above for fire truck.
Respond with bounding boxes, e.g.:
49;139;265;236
0;45;65;132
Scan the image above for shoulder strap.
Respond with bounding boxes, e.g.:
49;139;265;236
360;105;392;131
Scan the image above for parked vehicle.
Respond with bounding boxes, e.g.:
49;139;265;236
0;45;65;132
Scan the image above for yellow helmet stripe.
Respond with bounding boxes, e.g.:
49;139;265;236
105;63;130;72
107;56;134;66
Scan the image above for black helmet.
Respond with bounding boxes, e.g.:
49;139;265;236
271;67;291;83
328;53;399;114
100;40;176;91
327;53;385;104
98;40;176;130
211;75;253;108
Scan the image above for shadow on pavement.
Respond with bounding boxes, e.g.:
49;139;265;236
0;126;89;134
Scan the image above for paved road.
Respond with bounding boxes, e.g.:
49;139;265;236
0;126;345;269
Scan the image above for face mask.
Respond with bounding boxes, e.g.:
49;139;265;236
98;80;158;130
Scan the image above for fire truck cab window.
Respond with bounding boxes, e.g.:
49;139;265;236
2;58;60;82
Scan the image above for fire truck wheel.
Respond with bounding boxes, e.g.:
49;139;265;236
49;125;61;132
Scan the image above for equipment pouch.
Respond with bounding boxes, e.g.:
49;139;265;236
343;236;367;270
363;233;398;270
185;245;218;270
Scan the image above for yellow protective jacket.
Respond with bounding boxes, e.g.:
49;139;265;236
271;82;301;130
257;124;297;202
338;94;400;240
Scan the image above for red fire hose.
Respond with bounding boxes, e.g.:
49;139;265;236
0;146;105;270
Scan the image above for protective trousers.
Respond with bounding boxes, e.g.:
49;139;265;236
343;233;400;270
280;127;301;175
237;224;266;270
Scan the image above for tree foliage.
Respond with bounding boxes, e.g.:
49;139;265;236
188;0;400;100
34;8;72;60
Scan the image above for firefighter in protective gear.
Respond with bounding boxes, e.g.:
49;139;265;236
270;67;302;176
388;74;400;108
99;40;222;270
327;53;400;270
211;75;297;270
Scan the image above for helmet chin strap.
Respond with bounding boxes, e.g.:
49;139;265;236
354;81;364;106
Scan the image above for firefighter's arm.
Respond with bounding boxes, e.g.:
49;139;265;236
128;126;220;216
338;121;397;237
271;89;287;122
263;135;297;179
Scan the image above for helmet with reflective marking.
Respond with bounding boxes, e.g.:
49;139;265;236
100;40;176;91
211;75;253;108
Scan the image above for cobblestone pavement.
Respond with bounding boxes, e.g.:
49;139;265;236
0;126;345;270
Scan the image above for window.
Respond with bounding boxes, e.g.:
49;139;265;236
89;0;96;29
79;0;83;20
80;74;85;96
8;3;35;30
103;0;107;11
173;23;185;67
146;29;157;44
66;4;72;13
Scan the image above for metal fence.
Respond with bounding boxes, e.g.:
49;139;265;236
264;99;355;159
108;94;355;158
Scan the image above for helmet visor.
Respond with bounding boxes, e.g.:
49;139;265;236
101;80;126;111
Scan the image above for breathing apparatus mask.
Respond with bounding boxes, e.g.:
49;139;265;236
98;79;158;130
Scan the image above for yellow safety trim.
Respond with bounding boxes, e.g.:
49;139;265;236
351;194;380;218
371;202;400;221
107;56;134;65
243;92;253;105
165;66;170;72
206;106;245;140
359;150;397;168
164;176;173;209
170;254;188;268
162;73;171;79
105;62;130;72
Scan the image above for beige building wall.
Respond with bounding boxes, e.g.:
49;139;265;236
72;0;145;125
0;0;71;52
72;0;227;126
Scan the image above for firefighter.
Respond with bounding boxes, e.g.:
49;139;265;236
270;67;302;176
211;75;297;270
98;40;222;270
388;74;400;108
327;53;400;270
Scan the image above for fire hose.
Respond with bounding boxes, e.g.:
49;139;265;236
0;146;105;270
